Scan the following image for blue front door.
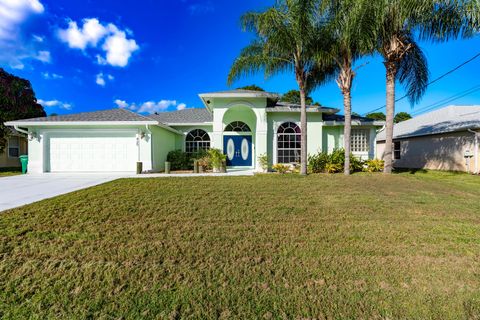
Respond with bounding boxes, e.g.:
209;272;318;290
223;135;252;167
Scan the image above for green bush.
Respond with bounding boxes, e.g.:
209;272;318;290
272;163;290;174
308;149;364;174
167;150;190;170
363;159;385;173
207;148;226;170
258;153;269;171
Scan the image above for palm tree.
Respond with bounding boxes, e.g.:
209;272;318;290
320;0;377;175
373;0;479;174
228;0;336;175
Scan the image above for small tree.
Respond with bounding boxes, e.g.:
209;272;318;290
394;112;412;123
281;89;314;105
365;112;386;121
0;68;46;151
237;85;265;91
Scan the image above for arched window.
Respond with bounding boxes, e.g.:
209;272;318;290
277;122;301;164
224;121;251;132
185;129;210;154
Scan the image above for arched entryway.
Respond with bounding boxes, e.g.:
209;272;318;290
222;105;256;167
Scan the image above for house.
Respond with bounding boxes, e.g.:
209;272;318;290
376;105;480;173
0;127;28;169
5;90;384;174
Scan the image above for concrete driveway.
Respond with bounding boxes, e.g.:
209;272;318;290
0;173;130;212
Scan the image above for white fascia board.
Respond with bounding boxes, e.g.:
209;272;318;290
4;121;159;126
166;122;213;126
323;120;385;126
199;92;278;99
154;123;183;135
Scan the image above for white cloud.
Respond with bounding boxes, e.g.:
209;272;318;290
35;50;50;63
114;99;130;109
57;18;108;50
114;99;187;114
32;34;44;42
95;72;114;86
42;72;63;79
37;99;72;110
0;0;48;68
57;18;139;67
101;29;139;67
0;0;44;41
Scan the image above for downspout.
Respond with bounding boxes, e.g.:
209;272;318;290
468;129;479;174
14;125;29;136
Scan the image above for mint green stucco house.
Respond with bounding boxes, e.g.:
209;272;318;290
6;90;384;173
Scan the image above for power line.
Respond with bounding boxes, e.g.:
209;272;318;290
411;84;480;116
361;51;480;116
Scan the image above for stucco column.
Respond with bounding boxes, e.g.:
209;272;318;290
254;109;268;172
212;108;227;150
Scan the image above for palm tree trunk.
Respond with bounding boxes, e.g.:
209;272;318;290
343;90;352;175
337;61;354;176
299;85;308;176
384;61;396;174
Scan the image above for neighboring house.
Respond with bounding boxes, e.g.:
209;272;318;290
5;90;384;174
376;105;480;173
0;127;28;169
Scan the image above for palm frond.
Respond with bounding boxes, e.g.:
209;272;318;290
396;35;429;105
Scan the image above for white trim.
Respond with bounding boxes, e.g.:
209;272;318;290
5;121;158;126
323;120;385;126
167;122;213;126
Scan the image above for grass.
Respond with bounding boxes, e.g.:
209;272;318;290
1;171;479;319
0;168;21;177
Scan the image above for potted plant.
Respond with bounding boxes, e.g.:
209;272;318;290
208;148;227;173
197;156;210;173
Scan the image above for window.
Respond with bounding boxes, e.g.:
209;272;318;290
394;141;401;160
351;129;370;153
185;129;210;154
277;122;301;164
224;121;251;132
8;137;19;158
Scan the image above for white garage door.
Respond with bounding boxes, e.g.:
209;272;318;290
48;132;138;172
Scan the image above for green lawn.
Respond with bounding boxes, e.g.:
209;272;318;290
0;168;21;177
1;172;479;319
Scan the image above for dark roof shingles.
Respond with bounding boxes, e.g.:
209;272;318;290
148;108;213;124
18;108;154;122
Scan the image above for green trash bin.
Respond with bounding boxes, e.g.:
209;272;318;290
19;155;28;174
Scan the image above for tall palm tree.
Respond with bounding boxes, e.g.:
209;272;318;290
373;0;478;174
228;0;336;175
320;0;377;175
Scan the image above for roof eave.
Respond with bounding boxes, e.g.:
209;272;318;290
166;122;213;126
5;121;159;126
323;120;385;126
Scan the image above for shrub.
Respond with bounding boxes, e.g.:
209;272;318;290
308;149;364;174
207;148;226;170
308;152;329;173
363;159;384;173
272;163;289;174
325;162;342;174
167;150;190;170
258;153;269;171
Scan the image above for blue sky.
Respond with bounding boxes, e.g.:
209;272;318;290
1;0;480;117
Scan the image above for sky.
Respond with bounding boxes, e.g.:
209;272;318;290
1;0;480;117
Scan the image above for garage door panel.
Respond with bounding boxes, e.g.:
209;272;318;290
49;133;137;172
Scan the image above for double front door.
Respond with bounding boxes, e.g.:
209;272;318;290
223;135;252;167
